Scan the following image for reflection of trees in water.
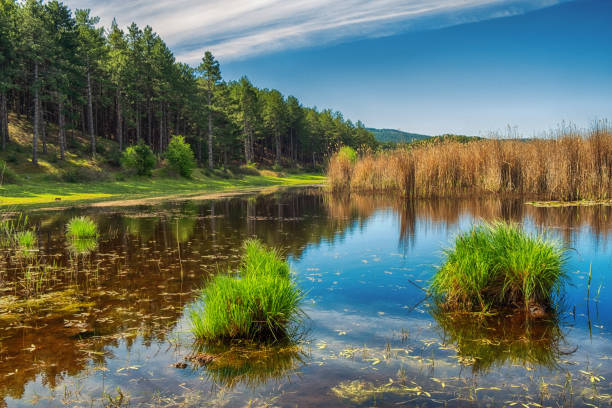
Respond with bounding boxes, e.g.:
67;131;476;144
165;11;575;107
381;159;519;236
4;190;612;401
432;310;569;373
0;189;351;401
324;193;612;247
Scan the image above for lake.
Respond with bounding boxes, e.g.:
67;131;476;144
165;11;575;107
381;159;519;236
1;188;611;407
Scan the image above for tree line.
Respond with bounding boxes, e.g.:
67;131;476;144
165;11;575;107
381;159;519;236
0;0;378;169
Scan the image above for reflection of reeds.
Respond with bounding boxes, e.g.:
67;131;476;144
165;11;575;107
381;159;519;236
324;193;612;245
328;124;612;200
193;341;304;389
433;309;568;373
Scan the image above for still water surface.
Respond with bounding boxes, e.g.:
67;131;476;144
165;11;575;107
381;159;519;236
1;188;611;407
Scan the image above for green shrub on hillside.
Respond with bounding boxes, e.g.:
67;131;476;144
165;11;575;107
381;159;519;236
166;135;196;177
121;142;156;176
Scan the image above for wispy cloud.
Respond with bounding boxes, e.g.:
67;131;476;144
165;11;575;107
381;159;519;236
64;0;566;64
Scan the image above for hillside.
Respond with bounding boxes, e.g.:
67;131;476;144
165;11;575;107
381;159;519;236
366;128;430;143
0;114;324;207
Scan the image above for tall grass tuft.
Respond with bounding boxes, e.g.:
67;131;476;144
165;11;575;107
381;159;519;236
328;123;612;200
66;216;98;239
190;239;303;342
327;146;357;192
430;221;567;314
16;230;37;250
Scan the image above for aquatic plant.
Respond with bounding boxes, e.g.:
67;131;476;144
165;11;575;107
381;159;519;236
327;124;612;201
190;239;303;342
0;214;29;247
430;221;567;313
16;230;36;250
66;216;98;239
327;146;357;192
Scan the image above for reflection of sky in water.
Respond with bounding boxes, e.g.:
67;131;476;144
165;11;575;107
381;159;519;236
292;209;612;333
6;195;612;407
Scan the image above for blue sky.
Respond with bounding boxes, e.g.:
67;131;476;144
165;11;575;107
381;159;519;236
66;0;611;136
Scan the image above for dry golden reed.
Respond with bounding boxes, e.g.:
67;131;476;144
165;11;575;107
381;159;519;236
328;124;612;200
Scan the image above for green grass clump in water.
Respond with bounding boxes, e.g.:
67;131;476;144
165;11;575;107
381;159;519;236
430;221;567;313
190;239;303;342
16;230;36;250
66;216;98;239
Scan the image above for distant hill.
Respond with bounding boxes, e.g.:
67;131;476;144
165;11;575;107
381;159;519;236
366;128;430;144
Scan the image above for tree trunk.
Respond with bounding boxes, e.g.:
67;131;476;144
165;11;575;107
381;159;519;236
0;90;8;150
58;96;65;160
32;61;39;165
249;129;255;162
86;68;95;158
147;100;152;145
197;127;202;164
275;131;281;165
40;99;47;154
136;103;141;142
207;92;213;169
159;100;163;153
116;87;123;150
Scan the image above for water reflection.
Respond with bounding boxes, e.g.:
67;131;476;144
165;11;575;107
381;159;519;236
433;310;568;373
0;189;611;406
192;341;305;389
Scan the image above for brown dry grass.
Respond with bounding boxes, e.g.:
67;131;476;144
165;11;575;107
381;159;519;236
328;123;612;200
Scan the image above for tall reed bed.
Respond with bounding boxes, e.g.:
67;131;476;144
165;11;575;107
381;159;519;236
328;124;612;200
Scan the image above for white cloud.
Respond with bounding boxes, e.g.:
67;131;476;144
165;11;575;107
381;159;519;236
63;0;566;64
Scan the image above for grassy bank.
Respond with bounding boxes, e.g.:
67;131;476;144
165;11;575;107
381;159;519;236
0;171;325;207
328;124;612;200
0;114;324;208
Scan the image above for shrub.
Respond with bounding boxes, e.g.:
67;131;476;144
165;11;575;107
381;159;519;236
430;221;567;314
234;163;260;176
66;216;98;239
61;167;106;183
106;147;123;167
121;142;156;176
337;146;357;163
190;239;303;342
166;135;196;178
6;150;19;164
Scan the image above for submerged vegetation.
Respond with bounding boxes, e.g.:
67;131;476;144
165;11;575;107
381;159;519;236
190;239;303;342
328;124;612;200
430;222;567;314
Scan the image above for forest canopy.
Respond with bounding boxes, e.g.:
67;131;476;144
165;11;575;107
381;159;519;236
0;0;378;168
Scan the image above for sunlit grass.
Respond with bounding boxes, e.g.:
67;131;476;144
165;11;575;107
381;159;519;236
66;216;98;239
16;230;36;250
430;221;567;313
190;239;303;342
